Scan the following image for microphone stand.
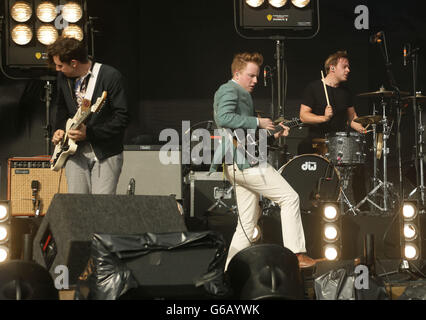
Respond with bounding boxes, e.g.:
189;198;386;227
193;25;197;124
405;46;423;207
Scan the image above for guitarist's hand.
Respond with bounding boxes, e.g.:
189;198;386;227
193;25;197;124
52;130;65;145
68;124;87;142
258;118;275;131
274;123;290;139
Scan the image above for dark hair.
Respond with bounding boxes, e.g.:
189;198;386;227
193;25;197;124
47;36;89;67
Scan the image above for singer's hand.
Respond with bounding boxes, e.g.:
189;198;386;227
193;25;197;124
52;130;65;145
274;123;290;139
258;118;275;131
324;105;333;121
68;124;87;142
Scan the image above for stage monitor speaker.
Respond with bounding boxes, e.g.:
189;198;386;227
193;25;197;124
7;157;67;216
116;146;182;199
32;194;187;286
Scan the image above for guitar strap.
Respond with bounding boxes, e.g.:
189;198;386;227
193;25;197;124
84;62;102;102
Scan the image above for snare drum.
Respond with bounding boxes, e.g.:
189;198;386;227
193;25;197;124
278;154;340;214
325;132;366;165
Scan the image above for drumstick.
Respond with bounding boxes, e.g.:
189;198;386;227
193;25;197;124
321;71;331;106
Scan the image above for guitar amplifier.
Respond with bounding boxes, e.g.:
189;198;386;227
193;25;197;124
7;157;68;216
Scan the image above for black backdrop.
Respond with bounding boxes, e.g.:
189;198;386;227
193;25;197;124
1;0;425;199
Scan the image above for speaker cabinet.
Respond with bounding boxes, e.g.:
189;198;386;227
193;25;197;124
33;194;187;286
116;146;182;199
7;157;67;216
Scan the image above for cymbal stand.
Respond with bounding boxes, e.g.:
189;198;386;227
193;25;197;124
353;97;395;214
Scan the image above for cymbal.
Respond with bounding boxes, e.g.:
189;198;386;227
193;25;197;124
354;115;382;126
358;89;409;98
402;93;426;103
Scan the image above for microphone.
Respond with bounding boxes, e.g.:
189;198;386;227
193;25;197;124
369;31;383;44
31;180;40;210
127;178;135;195
263;67;267;87
403;44;409;66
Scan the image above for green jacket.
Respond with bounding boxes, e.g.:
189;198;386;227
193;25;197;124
209;80;258;173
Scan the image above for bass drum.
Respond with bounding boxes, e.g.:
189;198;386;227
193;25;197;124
278;154;340;214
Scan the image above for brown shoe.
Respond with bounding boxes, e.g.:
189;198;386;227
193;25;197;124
296;253;318;269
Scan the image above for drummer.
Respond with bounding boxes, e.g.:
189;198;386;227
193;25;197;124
298;50;366;154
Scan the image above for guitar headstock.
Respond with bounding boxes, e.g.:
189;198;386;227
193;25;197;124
91;91;107;113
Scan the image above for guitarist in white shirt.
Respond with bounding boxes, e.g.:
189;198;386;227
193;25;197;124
49;36;129;194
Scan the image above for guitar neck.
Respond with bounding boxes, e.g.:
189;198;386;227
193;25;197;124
70;110;91;130
269;119;300;135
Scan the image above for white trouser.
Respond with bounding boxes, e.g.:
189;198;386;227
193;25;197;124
224;163;306;270
65;142;123;195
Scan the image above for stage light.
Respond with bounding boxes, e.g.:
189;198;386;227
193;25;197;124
0;203;9;223
400;200;422;261
402;202;417;220
62;24;84;41
11;24;33;45
245;0;264;8
323;204;339;222
36;24;59;45
323;224;339;242
268;0;288;8
404;244;419;260
291;0;310;8
321;202;341;261
0;226;9;244
324;245;339;261
62;1;83;23
403;223;418;241
4;0;89;69
11;1;32;22
0;246;9;263
36;1;57;23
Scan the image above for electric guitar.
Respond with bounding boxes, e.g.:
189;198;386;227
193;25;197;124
233;117;303;166
50;91;107;171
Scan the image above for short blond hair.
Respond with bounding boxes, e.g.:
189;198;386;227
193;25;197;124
231;52;264;76
324;51;348;74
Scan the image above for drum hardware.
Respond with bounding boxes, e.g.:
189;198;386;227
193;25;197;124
352;95;396;214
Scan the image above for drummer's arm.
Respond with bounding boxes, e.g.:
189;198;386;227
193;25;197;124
300;104;330;124
348;107;367;133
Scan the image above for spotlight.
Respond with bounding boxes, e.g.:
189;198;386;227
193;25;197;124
268;0;287;8
10;1;32;22
402;203;417;220
62;1;83;23
36;1;57;23
0;226;9;244
404;244;419;260
11;24;33;45
324;245;339;261
36;24;59;45
62;24;84;41
291;0;310;8
245;0;265;8
321;202;341;261
323;203;339;222
0;203;9;223
4;0;89;68
403;223;418;241
0;246;9;263
400;200;422;261
323;224;339;242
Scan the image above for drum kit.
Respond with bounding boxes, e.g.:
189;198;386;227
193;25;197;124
276;87;426;216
